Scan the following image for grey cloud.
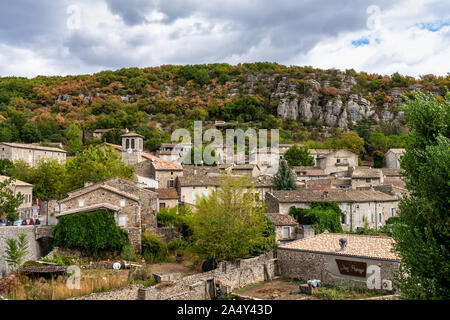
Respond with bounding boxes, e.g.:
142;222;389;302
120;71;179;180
0;0;67;46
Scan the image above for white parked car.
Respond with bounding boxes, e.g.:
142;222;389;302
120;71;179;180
13;220;27;226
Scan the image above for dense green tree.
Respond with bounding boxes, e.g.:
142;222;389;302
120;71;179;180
283;145;315;167
327;131;366;155
102;128;123;145
0;177;25;222
368;132;389;154
0;159;13;175
272;160;298;190
392;91;450;299
190;174;274;262
136;125;164;151
66;145;134;190
66;123;83;155
21;122;41;143
289;203;345;234
29;160;69;200
356;116;373;144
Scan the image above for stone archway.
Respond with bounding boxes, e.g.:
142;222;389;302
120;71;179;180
37;237;53;258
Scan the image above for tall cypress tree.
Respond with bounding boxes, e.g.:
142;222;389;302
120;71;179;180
272;160;298;190
392;91;450;299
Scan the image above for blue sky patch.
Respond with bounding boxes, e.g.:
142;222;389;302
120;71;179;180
351;38;370;47
418;20;450;32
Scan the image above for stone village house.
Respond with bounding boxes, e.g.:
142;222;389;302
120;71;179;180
384;148;405;169
0;142;66;167
265;189;399;231
0;175;33;219
57;178;158;252
176;166;273;207
101;132;183;189
277;232;400;290
265;213;300;244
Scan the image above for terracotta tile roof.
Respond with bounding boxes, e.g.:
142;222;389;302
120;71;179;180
384;178;406;189
331;179;352;186
155;188;179;199
178;175;220;187
269;189;398;203
279;232;401;261
0;142;66;153
381;168;404;177
306;179;332;185
103;143;182;170
60;184;139;203
0;175;33;187
308;149;334;155
58;203;121;217
266;213;298;226
351;168;382;179
156;150;174;155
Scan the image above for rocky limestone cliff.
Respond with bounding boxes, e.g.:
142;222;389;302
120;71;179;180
271;76;407;129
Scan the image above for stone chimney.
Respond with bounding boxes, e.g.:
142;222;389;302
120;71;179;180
339;237;347;251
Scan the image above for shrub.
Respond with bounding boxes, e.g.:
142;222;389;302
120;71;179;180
121;242;136;261
128;267;155;286
141;233;168;263
167;239;187;255
289;203;345;234
312;287;344;300
156;207;177;227
4;233;29;268
53;210;129;257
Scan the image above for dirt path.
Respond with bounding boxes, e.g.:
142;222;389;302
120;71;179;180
236;280;310;300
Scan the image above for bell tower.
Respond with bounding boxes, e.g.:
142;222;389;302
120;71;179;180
121;132;144;165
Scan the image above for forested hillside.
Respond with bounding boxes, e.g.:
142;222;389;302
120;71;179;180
0;62;448;157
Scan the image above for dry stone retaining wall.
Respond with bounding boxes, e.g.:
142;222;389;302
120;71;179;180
0;226;39;278
138;252;277;300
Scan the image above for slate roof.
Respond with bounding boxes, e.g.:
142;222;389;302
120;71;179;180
279;232;401;261
155;188;179;199
269;189;398;203
266;213;298;226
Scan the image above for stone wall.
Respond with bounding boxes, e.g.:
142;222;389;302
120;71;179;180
0;226;39;278
277;247;399;290
138;252;277;300
152;226;182;243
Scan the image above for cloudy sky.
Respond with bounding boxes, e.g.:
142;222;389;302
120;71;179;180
0;0;449;78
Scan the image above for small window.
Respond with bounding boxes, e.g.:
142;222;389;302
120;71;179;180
343;159;348;164
390;208;396;217
379;213;383;223
169;179;175;188
120;199;126;207
118;216;127;227
78;199;84;207
366;178;372;183
160;202;166;209
336;159;341;164
282;226;290;239
131;139;135;149
126;139;130;149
